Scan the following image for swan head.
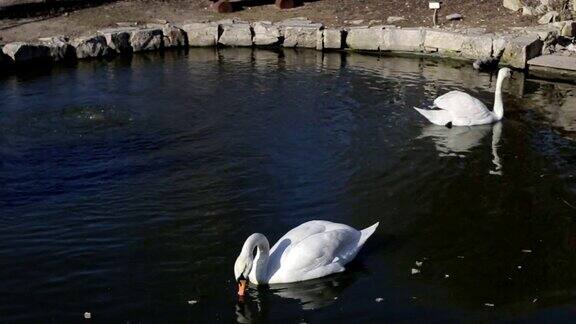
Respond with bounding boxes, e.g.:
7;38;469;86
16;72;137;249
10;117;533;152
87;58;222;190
234;253;253;282
234;233;270;297
234;253;253;297
499;67;512;80
234;236;256;297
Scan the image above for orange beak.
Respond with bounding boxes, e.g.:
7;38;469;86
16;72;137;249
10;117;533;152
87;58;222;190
237;279;248;297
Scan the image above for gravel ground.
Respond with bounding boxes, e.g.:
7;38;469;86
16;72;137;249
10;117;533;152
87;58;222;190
0;0;540;44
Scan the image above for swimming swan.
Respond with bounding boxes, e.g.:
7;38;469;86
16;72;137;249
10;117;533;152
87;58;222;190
414;68;512;127
234;220;379;296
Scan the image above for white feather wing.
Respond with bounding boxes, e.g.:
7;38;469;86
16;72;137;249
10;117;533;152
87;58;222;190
267;221;361;284
434;90;493;125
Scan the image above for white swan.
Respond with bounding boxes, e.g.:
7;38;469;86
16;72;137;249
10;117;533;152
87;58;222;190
234;220;379;296
414;67;512;126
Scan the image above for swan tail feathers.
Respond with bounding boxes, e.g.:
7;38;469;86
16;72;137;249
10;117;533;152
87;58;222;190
413;107;452;126
358;222;379;247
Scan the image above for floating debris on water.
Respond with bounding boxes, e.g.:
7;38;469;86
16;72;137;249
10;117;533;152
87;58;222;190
411;268;421;275
375;297;384;303
484;303;495;307
188;300;198;305
533;298;538;303
522;249;532;253
84;312;91;319
444;274;450;278
518;265;522;269
457;256;465;259
415;261;423;267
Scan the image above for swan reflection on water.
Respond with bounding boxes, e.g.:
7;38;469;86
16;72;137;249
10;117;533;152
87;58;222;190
270;274;355;310
419;122;503;175
235;272;357;322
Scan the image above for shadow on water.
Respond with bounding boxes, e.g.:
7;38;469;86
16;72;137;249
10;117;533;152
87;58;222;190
1;48;576;323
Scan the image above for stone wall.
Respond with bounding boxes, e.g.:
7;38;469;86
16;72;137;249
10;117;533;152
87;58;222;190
1;18;571;71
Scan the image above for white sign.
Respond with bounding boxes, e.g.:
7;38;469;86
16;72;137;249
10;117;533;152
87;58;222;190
429;2;440;9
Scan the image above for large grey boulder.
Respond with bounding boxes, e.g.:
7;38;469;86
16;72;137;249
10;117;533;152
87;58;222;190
503;0;523;11
500;35;543;69
253;21;281;46
130;28;163;52
149;24;187;48
71;35;109;58
2;42;50;62
98;27;137;53
522;5;537;16
346;26;384;51
283;24;323;48
39;36;74;61
539;11;559;24
561;21;576;37
181;23;219;47
387;16;405;24
381;28;425;52
218;23;253;47
446;13;463;21
424;29;467;53
323;28;343;49
461;34;493;59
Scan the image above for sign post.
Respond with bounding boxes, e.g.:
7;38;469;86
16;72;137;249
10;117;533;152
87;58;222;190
429;1;441;27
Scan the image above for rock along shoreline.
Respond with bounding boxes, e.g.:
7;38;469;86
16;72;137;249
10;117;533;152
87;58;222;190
1;18;575;79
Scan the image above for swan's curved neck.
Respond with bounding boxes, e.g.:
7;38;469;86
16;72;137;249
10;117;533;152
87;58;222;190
493;72;506;121
241;233;270;284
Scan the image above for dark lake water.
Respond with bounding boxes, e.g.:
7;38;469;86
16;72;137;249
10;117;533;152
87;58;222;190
1;48;576;323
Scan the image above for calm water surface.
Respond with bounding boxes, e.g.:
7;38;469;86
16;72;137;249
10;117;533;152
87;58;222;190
1;49;576;323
